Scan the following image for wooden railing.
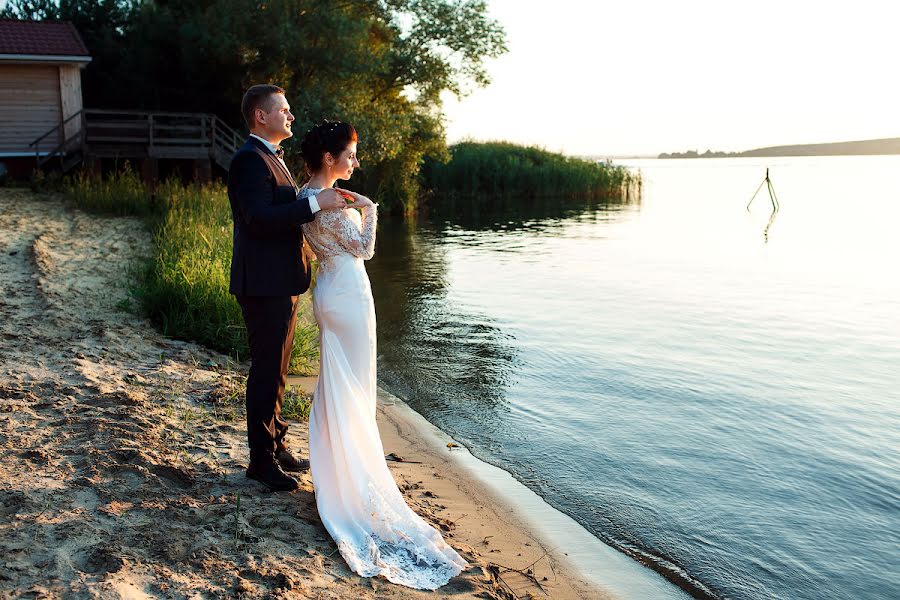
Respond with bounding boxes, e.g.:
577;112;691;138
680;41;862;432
29;109;244;171
211;115;244;170
29;109;86;169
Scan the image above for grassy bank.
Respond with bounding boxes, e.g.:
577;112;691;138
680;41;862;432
58;141;636;373
63;168;319;375
422;141;640;198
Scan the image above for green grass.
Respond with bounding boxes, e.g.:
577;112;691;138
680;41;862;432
64;164;157;216
282;387;312;421
62;171;319;375
422;141;641;199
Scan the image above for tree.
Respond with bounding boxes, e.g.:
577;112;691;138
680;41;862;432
2;0;507;213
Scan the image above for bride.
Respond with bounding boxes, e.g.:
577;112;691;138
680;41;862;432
297;120;468;590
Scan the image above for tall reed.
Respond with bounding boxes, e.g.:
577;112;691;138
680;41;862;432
422;141;640;199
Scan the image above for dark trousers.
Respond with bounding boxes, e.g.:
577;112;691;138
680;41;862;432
236;294;299;464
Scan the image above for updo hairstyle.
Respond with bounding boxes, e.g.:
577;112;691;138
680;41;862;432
299;120;358;174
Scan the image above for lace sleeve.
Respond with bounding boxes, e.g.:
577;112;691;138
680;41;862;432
317;205;378;259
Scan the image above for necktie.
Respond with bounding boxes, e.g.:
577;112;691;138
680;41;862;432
274;146;284;159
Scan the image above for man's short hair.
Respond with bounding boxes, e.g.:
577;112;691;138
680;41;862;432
241;84;286;129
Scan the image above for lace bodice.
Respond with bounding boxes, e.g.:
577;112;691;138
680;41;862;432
299;187;377;262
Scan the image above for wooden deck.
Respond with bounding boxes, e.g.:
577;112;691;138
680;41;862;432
29;109;243;175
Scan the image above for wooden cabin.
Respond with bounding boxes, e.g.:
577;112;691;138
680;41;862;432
0;19;241;182
0;19;90;176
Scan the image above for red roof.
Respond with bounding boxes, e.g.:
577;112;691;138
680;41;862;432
0;19;90;57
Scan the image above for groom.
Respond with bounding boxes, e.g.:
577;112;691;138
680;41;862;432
228;84;346;491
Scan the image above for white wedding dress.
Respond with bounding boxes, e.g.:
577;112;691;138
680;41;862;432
299;188;468;590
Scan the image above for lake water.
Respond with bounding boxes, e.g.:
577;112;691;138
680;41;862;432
365;156;900;600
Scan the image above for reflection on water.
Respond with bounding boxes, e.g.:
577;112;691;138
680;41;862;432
367;157;900;600
369;218;515;438
368;193;640;442
424;185;642;232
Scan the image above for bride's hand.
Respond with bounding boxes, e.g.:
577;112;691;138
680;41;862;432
314;188;350;211
335;188;374;208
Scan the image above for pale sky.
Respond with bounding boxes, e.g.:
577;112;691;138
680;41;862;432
441;0;900;156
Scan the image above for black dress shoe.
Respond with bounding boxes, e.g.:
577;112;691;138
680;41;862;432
246;459;299;491
275;448;310;473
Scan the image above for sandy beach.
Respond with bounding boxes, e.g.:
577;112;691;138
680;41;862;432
0;187;611;599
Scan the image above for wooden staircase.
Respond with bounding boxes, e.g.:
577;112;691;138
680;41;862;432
29;109;244;174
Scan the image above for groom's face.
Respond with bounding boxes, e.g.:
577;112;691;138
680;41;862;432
257;93;295;143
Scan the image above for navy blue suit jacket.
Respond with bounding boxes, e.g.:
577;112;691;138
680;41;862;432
227;137;315;296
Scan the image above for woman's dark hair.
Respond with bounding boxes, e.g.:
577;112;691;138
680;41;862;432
300;120;358;173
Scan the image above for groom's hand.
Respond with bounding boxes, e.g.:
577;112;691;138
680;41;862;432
316;188;350;211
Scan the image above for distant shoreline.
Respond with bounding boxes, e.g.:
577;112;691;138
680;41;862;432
656;136;900;159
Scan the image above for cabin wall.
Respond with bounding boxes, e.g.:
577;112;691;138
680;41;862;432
0;64;63;156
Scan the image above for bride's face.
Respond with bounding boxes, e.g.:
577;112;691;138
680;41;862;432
328;142;360;180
